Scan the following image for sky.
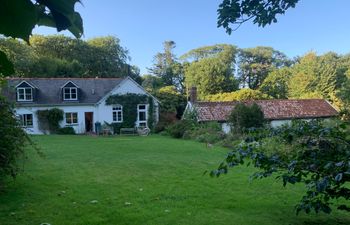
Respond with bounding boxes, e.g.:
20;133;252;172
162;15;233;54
33;0;350;75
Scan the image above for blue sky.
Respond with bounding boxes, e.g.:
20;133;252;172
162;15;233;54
33;0;350;75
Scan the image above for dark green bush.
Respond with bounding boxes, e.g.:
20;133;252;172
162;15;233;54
228;102;265;132
166;120;195;138
57;127;76;135
0;96;32;188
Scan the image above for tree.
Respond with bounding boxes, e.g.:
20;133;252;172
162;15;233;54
259;67;292;98
288;52;342;108
217;0;300;34
0;0;83;76
238;46;291;89
149;41;184;91
0;35;137;78
141;74;163;92
206;88;269;101
0;0;83;186
183;44;238;98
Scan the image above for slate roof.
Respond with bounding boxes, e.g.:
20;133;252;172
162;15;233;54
3;77;125;105
193;99;338;122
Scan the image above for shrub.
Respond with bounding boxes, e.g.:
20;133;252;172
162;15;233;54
166;120;195;138
0;96;33;188
228;102;265;132
57;127;76;135
154;112;178;133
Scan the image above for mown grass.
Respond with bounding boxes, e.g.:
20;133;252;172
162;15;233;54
0;135;349;225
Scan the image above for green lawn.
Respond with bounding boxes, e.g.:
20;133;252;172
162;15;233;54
0;135;349;225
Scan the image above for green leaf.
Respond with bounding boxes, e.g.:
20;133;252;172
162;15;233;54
37;0;83;38
0;0;37;41
0;50;15;76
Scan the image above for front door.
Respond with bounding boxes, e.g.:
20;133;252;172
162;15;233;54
85;112;93;133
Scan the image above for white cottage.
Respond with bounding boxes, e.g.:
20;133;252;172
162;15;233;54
3;77;159;134
184;87;338;133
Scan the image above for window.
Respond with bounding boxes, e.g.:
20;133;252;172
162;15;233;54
20;114;33;127
137;104;147;127
63;87;78;100
112;105;123;122
17;87;33;101
65;112;78;125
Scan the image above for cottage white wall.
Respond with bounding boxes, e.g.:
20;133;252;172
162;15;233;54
270;120;292;128
15;105;95;134
96;78;159;126
221;123;231;134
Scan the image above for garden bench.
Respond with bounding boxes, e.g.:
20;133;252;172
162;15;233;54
120;128;136;135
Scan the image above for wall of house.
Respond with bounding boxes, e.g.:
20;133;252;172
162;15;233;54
96;78;159;127
15;105;96;134
270;120;292;128
15;78;159;135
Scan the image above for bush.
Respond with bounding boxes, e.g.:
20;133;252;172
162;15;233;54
154;112;178;133
228;102;265;132
57;127;76;135
0;96;33;188
183;122;225;143
166;120;195;138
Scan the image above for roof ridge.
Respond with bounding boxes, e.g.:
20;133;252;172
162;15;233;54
6;77;125;80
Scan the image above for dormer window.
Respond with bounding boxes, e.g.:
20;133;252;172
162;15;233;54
61;81;79;101
63;87;77;100
16;81;35;102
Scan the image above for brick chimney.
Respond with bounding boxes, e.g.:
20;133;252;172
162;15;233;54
189;86;197;103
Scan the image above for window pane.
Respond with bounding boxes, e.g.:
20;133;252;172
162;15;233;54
71;93;77;99
64;93;71;99
73;113;78;123
139;111;146;121
138;105;146;110
25;88;31;95
118;111;122;121
113;112;117;121
71;88;77;94
64;88;70;94
26;114;33;126
65;113;71;124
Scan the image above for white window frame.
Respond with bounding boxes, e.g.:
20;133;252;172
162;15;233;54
19;114;33;127
63;87;78;100
112;105;123;122
137;104;148;127
65;112;78;125
17;87;33;102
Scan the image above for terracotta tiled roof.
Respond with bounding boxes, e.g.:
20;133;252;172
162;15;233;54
194;99;338;122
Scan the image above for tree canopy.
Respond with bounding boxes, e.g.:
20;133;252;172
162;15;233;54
217;0;300;34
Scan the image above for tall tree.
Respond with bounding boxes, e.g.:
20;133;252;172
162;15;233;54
0;35;137;79
183;44;238;99
148;41;184;91
288;52;342;107
259;67;292;99
238;46;291;89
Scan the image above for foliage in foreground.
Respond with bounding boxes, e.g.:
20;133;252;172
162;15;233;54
0;97;32;188
212;120;350;214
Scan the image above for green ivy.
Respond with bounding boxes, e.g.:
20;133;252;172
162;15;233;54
106;94;156;133
37;108;63;134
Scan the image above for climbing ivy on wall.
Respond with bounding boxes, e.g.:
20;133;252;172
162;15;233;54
37;108;64;134
106;94;156;133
